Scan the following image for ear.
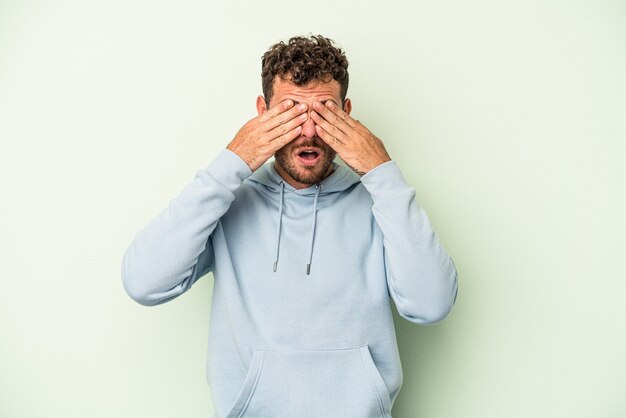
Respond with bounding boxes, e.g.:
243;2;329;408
256;96;267;116
343;98;352;115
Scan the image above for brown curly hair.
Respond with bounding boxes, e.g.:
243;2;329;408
261;35;349;105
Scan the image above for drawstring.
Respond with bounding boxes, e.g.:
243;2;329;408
272;182;321;275
306;184;321;275
273;182;284;272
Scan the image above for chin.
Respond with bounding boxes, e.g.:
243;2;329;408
275;151;336;186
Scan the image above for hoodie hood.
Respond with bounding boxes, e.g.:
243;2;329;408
246;159;361;275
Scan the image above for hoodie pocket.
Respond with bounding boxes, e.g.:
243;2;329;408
224;345;392;418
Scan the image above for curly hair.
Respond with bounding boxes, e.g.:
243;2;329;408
261;35;349;105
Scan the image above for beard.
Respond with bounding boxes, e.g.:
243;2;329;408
274;137;337;186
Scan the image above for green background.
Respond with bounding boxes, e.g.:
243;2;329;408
1;0;625;416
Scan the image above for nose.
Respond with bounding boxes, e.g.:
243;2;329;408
301;111;317;139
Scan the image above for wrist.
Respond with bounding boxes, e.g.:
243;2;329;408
363;154;392;175
226;143;261;172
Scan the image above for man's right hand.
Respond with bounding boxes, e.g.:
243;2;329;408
227;100;308;171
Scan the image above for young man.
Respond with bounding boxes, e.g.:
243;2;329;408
122;35;458;418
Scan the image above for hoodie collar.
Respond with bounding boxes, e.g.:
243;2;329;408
250;158;360;275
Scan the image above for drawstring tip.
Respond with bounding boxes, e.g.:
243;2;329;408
306;264;311;275
273;261;277;272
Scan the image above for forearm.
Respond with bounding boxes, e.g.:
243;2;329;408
361;161;458;324
121;149;252;306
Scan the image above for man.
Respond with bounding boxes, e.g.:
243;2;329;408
122;35;458;418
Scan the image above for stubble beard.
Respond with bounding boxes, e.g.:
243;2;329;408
274;138;337;186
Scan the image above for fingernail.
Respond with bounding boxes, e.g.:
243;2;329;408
299;103;307;111
326;101;335;108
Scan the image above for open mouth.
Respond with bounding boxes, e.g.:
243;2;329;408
296;149;321;164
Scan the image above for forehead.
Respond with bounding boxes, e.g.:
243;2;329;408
270;77;341;106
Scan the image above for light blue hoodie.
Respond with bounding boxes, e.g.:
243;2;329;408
122;149;458;418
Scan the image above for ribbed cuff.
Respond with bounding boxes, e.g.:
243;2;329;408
360;161;408;196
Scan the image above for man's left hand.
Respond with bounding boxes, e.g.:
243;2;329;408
311;100;391;175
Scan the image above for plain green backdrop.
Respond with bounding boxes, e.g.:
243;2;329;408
1;0;625;417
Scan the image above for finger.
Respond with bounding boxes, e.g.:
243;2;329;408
310;110;348;143
264;102;308;131
313;100;358;132
267;111;308;141
271;125;304;150
314;123;344;152
311;102;351;138
261;99;294;120
325;100;360;129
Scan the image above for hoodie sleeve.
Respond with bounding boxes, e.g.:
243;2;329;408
360;161;458;324
121;149;252;306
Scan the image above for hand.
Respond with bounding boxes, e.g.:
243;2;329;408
227;100;308;171
310;100;391;175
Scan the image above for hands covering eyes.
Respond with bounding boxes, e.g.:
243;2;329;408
227;99;390;175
